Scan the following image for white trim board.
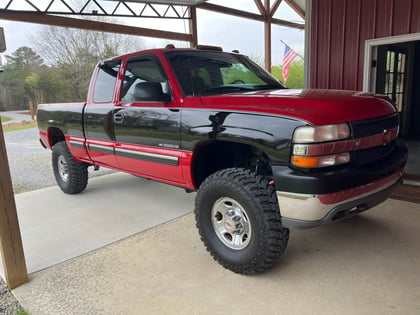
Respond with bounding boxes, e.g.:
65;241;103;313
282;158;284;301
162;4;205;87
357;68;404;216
363;32;420;92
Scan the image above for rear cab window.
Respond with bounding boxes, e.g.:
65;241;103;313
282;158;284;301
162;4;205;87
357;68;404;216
92;59;121;103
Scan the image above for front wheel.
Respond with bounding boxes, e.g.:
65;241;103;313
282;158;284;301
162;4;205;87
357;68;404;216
194;168;289;274
52;141;88;194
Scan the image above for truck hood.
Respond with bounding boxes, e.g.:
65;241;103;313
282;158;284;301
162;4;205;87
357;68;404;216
199;89;396;125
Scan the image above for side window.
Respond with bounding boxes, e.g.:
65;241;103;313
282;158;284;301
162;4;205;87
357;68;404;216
120;55;169;102
93;60;121;103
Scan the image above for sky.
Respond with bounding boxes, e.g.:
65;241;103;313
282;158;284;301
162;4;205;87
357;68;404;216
0;0;305;66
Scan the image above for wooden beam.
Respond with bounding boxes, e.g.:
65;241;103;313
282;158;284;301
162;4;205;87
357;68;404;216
189;6;198;48
196;3;304;29
264;20;272;71
272;17;304;29
0;10;193;42
197;3;265;22
284;0;305;19
0;123;28;289
264;0;272;72
270;0;283;17
254;0;267;15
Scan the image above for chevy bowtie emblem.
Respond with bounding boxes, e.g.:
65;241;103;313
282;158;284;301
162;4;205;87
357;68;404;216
382;129;394;145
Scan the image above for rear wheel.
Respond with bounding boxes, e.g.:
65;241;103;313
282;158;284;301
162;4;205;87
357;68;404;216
52;141;88;194
195;168;289;274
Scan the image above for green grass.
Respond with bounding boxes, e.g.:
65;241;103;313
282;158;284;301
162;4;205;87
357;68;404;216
14;183;31;194
0;115;12;123
16;309;28;315
2;121;38;132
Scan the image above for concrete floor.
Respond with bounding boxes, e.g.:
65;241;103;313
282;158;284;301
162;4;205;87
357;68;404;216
1;173;194;276
4;173;420;314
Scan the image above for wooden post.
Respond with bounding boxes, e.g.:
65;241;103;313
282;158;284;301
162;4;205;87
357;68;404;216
264;16;272;72
29;101;35;121
264;0;272;72
0;123;28;289
189;6;198;48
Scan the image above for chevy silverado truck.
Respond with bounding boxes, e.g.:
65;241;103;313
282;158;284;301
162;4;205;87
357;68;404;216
37;45;407;274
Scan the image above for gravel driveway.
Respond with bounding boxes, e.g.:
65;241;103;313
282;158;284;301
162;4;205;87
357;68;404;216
3;128;115;194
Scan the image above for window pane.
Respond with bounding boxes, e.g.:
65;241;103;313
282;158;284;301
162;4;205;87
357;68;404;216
93;60;121;103
120;55;168;102
166;51;283;97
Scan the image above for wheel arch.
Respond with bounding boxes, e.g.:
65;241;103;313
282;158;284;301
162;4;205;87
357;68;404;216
47;127;65;148
191;140;273;188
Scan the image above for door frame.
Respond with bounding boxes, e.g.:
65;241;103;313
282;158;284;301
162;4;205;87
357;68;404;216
363;33;420;183
363;32;420;92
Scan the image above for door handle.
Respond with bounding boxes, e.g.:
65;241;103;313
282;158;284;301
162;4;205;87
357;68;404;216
113;112;124;124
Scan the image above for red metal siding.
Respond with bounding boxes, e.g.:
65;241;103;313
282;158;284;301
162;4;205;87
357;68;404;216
329;0;346;88
310;0;420;90
313;0;332;88
343;0;361;91
375;0;393;38
393;0;411;36
411;1;420;33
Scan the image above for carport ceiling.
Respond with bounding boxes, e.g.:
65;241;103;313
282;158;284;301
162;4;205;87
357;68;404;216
117;0;304;11
0;0;305;20
134;0;207;4
0;0;304;67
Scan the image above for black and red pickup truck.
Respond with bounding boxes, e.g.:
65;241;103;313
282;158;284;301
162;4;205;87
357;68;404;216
37;45;407;274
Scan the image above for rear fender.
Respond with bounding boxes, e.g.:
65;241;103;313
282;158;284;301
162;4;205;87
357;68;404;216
43;127;65;149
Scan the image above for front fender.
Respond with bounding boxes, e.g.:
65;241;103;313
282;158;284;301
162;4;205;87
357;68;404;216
181;109;306;164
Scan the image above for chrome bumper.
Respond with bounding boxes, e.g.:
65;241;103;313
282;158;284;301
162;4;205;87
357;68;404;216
277;172;403;229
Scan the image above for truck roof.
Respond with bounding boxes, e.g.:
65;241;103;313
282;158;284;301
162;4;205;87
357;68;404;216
103;45;239;62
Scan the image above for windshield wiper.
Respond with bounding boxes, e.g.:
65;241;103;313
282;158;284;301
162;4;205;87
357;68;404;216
250;84;285;90
199;86;253;96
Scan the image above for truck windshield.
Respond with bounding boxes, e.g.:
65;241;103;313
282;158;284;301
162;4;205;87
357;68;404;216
166;51;285;97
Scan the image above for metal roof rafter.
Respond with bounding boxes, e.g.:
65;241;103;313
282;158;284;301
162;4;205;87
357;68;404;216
0;0;191;18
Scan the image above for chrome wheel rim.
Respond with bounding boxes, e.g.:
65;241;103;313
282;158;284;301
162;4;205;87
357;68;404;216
57;155;69;182
211;197;252;250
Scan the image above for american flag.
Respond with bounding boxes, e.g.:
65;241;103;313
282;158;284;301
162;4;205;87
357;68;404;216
282;44;299;83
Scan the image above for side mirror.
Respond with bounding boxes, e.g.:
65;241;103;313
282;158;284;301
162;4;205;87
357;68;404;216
134;82;170;103
0;28;6;53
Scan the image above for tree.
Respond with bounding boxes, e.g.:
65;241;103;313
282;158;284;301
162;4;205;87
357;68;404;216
272;58;304;89
248;54;305;89
0;65;28;110
32;23;145;101
5;46;43;68
0;47;63;110
0;47;46;110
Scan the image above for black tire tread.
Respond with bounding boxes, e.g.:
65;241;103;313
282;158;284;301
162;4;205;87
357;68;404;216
52;141;88;194
195;167;289;274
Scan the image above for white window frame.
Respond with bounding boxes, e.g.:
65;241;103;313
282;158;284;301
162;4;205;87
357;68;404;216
363;32;420;92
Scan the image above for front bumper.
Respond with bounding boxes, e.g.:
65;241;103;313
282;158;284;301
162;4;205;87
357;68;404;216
272;143;407;195
277;170;403;229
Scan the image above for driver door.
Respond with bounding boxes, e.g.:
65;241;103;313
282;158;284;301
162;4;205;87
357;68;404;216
114;54;183;183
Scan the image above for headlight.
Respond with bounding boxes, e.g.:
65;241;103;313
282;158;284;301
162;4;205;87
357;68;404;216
291;123;351;168
292;123;350;143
